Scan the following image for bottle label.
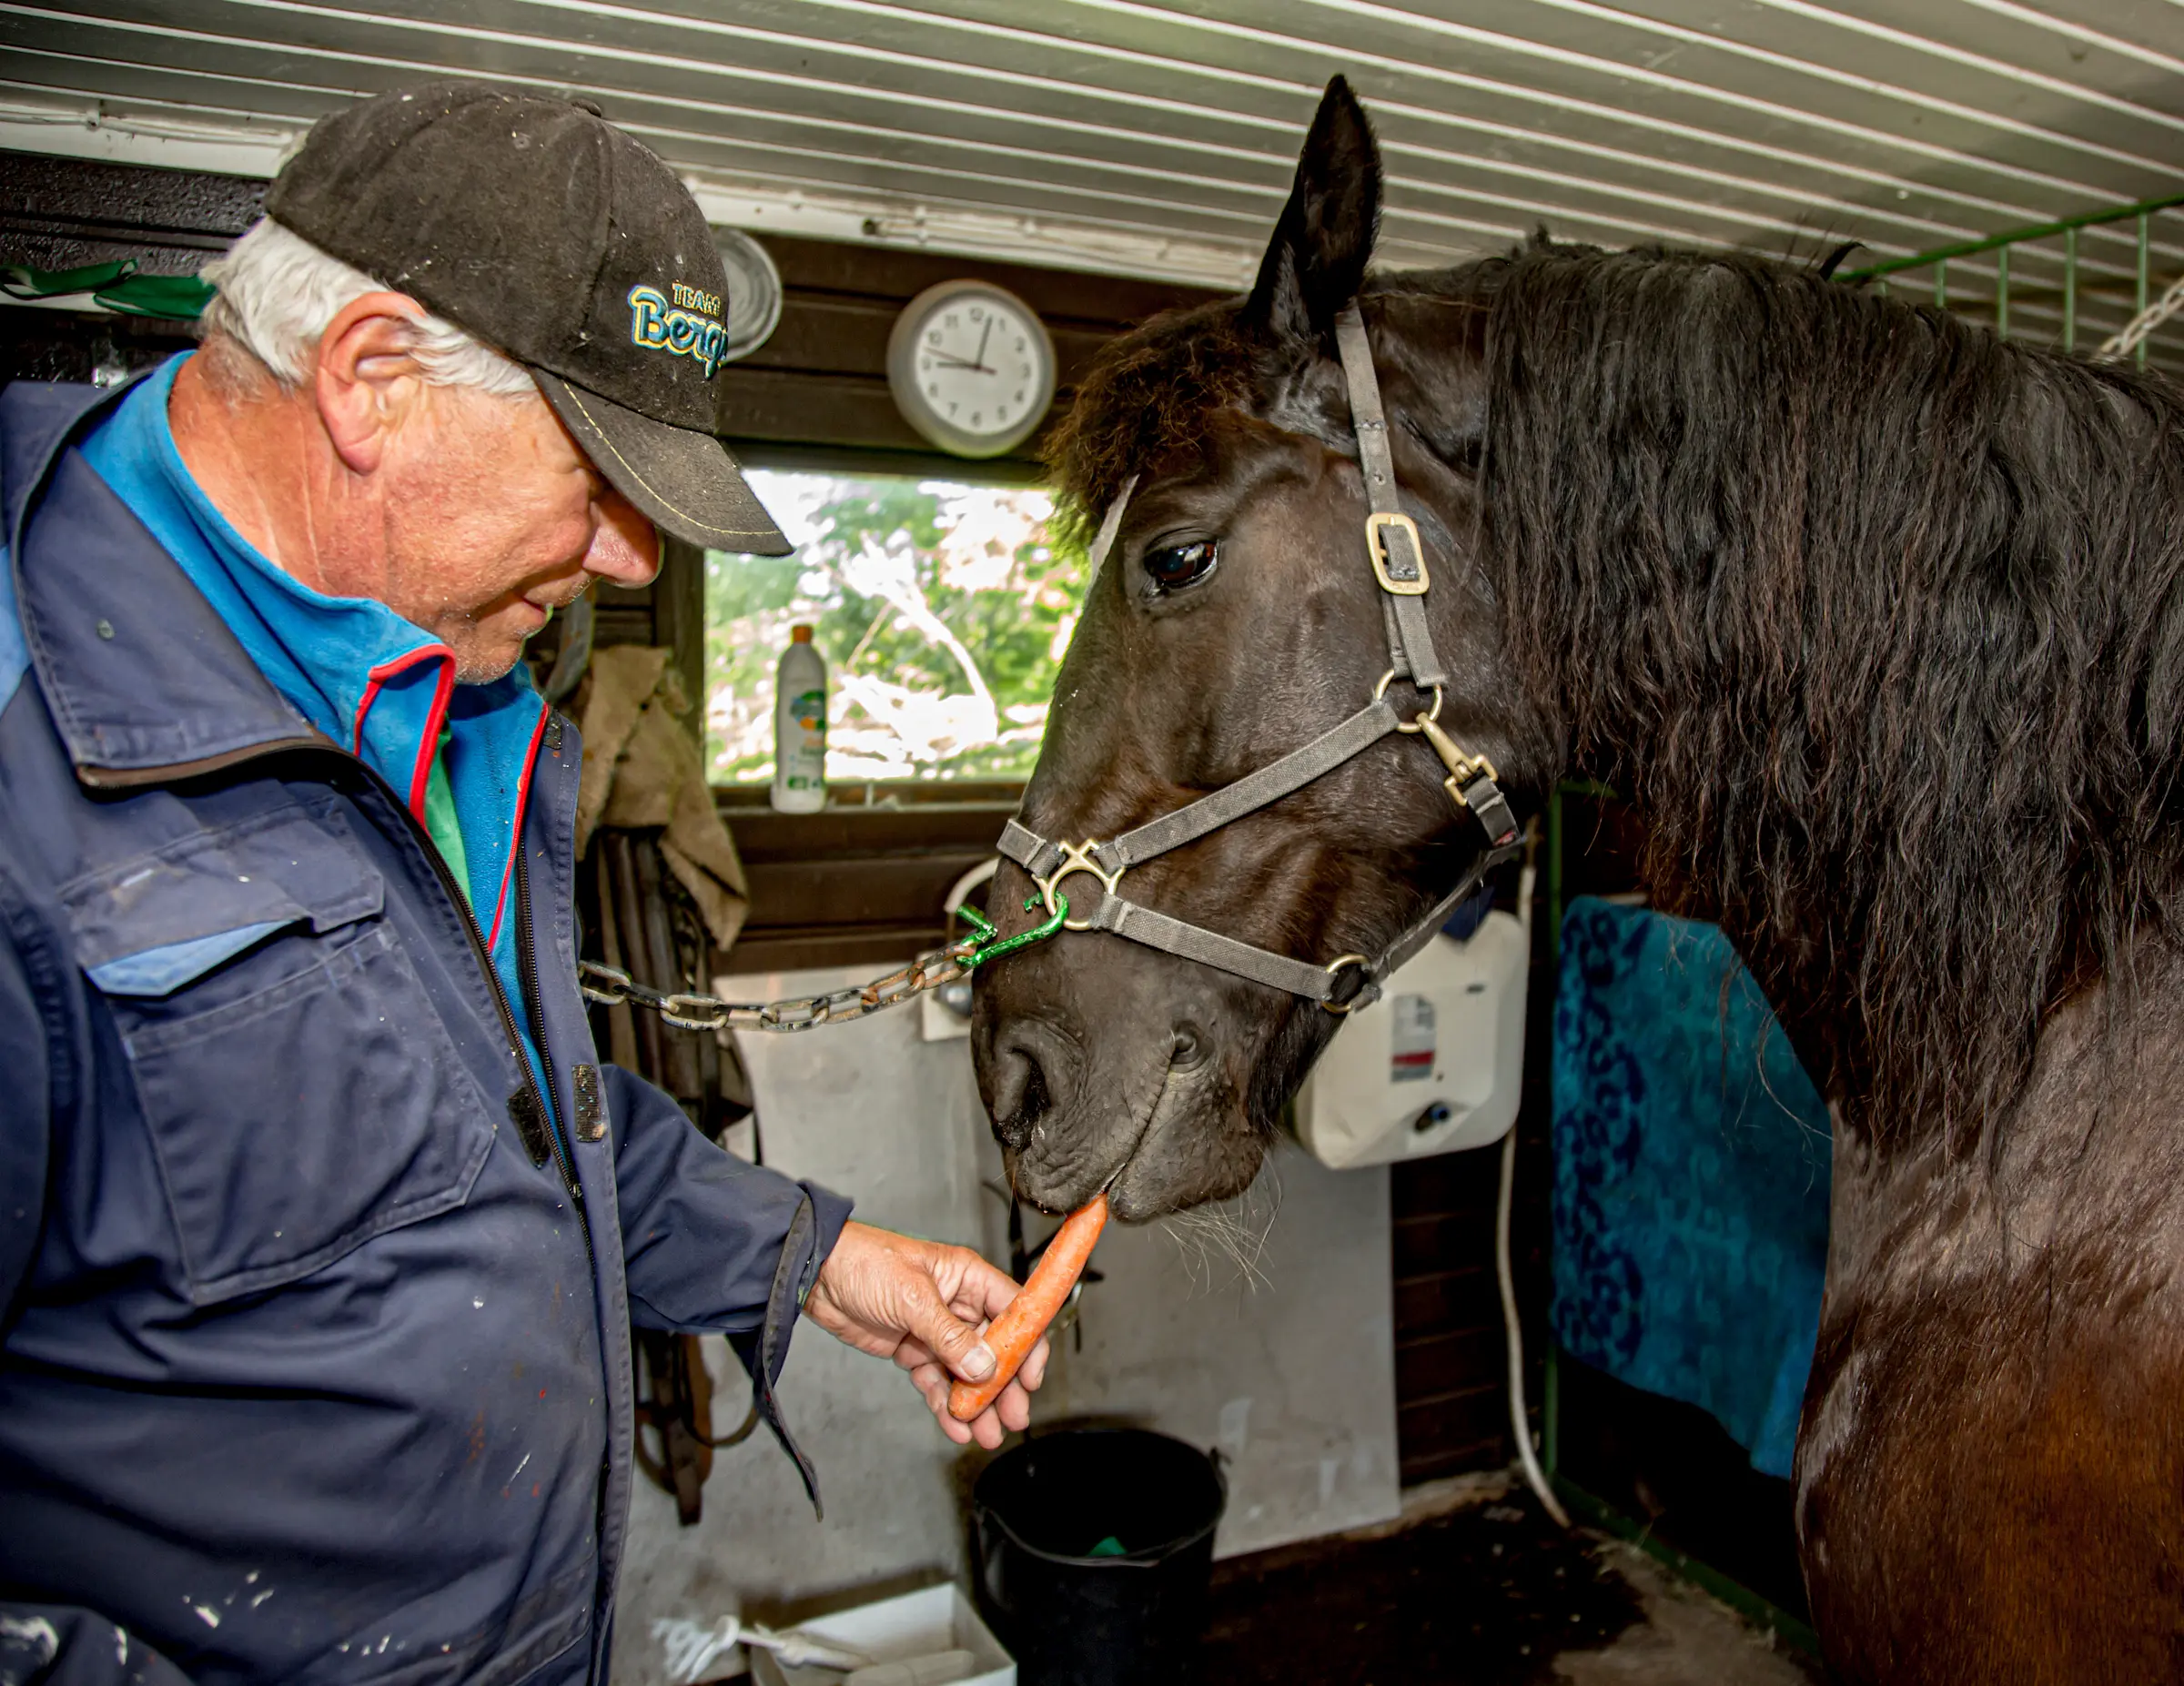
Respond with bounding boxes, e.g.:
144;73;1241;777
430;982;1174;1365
780;685;826;791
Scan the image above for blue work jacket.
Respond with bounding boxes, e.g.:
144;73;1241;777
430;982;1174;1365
0;376;854;1685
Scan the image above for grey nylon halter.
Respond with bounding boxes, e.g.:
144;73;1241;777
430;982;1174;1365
997;305;1522;1015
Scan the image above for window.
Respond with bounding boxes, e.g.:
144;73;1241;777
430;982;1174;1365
704;469;1087;785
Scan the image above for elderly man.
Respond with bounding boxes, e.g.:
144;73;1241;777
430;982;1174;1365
0;83;1042;1684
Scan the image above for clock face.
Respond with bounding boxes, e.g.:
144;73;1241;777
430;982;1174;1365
886;281;1057;458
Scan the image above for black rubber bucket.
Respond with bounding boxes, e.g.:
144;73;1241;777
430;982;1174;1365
971;1427;1226;1686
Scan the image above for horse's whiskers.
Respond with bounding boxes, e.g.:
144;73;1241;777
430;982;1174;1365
1161;1163;1283;1296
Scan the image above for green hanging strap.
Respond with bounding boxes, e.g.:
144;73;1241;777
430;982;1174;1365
3;258;214;321
956;894;1067;970
100;272;217;320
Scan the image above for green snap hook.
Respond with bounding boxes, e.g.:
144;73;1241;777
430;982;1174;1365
956;893;1069;970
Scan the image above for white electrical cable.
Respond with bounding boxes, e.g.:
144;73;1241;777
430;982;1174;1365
1498;845;1572;1528
942;855;1000;920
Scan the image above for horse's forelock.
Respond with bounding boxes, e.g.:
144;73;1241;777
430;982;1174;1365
1044;275;1504;534
1043;298;1260;536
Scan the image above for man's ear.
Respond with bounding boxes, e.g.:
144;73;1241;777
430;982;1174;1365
1242;76;1382;344
314;292;430;475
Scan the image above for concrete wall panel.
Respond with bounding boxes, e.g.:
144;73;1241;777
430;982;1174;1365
612;964;1398;1685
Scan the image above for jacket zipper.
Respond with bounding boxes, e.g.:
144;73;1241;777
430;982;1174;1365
86;737;593;1257
513;836;592;1260
507;742;619;1655
383;757;597;1272
413;804;557;1157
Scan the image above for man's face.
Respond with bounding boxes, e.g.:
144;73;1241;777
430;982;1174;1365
374;380;660;681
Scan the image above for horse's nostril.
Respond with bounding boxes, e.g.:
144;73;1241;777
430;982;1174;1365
993;1045;1051;1152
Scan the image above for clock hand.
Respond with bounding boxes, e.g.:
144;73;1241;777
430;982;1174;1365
972;317;996;373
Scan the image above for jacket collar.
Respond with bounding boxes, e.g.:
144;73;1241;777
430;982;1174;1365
3;375;326;784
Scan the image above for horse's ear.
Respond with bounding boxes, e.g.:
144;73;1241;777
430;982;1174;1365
1244;76;1382;343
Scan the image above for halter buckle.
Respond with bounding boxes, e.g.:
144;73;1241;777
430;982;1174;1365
1041;842;1123;933
1365;511;1430;597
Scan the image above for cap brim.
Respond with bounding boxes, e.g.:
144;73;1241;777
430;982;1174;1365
534;371;791;556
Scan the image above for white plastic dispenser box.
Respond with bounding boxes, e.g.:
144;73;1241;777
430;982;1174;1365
1292;907;1529;1170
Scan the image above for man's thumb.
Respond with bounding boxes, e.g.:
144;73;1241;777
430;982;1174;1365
909;1284;996;1382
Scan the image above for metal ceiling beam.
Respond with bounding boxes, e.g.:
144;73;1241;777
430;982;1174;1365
5;0;2181;294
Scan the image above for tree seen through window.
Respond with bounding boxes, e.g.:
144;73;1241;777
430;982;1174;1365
705;470;1088;784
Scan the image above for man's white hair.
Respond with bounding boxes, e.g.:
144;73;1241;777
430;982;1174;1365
198;218;534;398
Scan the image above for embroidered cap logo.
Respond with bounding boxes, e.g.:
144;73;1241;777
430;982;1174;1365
627;282;729;378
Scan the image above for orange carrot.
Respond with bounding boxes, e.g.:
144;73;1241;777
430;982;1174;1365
948;1193;1109;1421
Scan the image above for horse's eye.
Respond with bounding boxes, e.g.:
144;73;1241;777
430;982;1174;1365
1142;540;1218;592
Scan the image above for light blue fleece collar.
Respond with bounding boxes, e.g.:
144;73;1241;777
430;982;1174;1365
81;357;454;782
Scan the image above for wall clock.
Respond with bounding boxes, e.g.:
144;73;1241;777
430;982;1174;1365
886;279;1057;459
712;227;783;363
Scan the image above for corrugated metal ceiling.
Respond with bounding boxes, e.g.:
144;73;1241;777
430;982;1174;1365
4;0;2181;315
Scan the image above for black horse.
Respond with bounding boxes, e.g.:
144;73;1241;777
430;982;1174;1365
972;77;2184;1684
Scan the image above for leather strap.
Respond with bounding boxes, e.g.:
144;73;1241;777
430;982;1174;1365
734;1193;824;1518
1001;720;1515;927
1375;825;1525;984
998;817;1062;881
1076;882;1352;1003
1460;772;1522;853
988;302;1513;1008
1093;698;1401;873
1335;306;1448;691
1000;807;1524;1007
1078;833;1523;1007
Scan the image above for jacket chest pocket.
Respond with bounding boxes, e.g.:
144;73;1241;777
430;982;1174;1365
66;803;499;1307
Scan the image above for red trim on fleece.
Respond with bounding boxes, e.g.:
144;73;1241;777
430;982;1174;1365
352;645;456;821
485;695;552;953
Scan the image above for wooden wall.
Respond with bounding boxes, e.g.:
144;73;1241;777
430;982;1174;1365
0;152;243;385
0;152;1221;465
714;231;1216;478
1385;853;1561;1489
1391;1147;1527;1482
715;787;1017;974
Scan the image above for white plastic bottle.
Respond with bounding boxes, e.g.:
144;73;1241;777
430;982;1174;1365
771;624;827;813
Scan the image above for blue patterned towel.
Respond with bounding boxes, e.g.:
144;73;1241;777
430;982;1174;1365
1552;898;1831;1479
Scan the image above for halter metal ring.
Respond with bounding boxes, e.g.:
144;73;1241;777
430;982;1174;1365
1373;669;1444;733
1040;842;1123;933
1321;954;1372;1015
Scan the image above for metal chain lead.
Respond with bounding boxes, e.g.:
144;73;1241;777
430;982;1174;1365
578;948;967;1033
579;894;1067;1034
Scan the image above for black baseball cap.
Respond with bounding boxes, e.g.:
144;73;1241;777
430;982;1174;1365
265;80;791;556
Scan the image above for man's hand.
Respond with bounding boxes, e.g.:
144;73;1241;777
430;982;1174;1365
804;1221;1050;1450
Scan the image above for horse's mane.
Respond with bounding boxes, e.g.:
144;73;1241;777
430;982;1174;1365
1049;241;2184;1156
1472;245;2184;1154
